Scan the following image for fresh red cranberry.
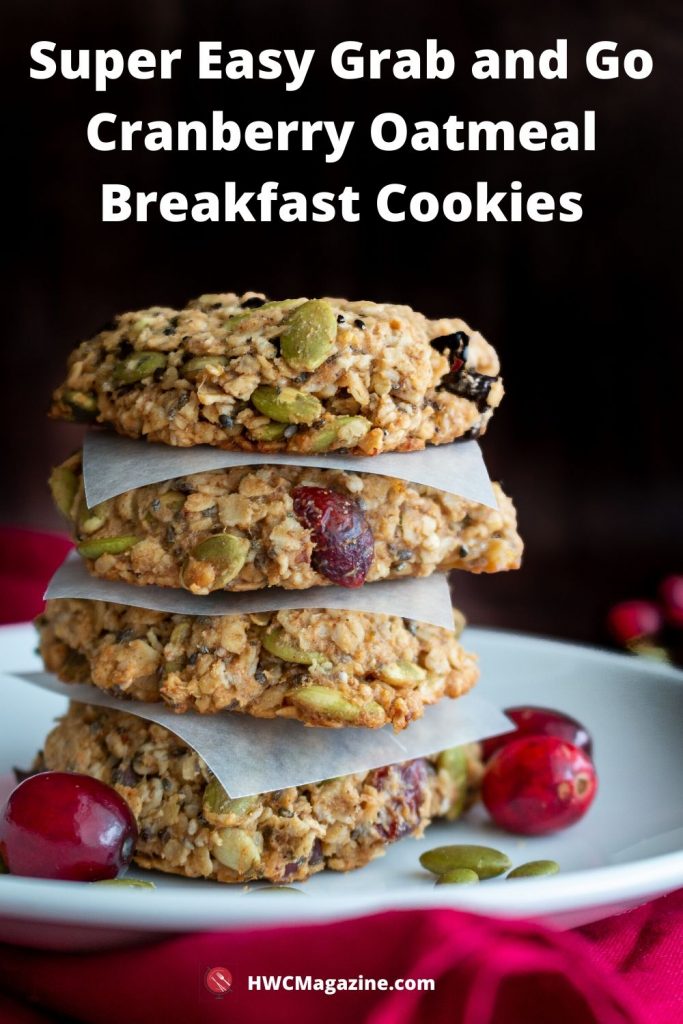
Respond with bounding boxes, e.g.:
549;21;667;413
482;736;597;836
482;706;593;762
0;772;138;881
607;600;663;646
292;486;374;588
659;576;683;628
369;759;428;841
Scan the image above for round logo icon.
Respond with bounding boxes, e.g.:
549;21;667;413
204;966;233;995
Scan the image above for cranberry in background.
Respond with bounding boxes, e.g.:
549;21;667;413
607;600;663;646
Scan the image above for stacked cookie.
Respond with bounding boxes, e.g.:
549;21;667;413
35;292;522;884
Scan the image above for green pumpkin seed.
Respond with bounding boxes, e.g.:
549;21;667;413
214;828;262;872
507;860;560;879
378;660;427;687
250;886;304;895
262;629;332;670
78;500;110;536
93;878;156;889
77;535;141;559
63;389;98;422
435;868;479;886
182;356;228;380
437;747;469;820
130;316;155;337
286;686;384;725
224;298;303;331
169;622;191;645
154;491;186;516
280;299;337;371
80;513;107;535
419;844;511;880
190;533;250;588
49;466;78;519
163;658;185;674
203;778;260;817
251;386;323;425
112;351;167;385
248;421;288;442
308;415;372;452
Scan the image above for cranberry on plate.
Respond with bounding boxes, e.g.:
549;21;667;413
0;772;138;881
482;705;593;761
482;736;597;836
292;485;374;588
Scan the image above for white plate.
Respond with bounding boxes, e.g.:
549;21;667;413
1;622;682;950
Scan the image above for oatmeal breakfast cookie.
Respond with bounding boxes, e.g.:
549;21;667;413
38;702;483;883
37;600;478;731
49;292;503;454
50;452;522;593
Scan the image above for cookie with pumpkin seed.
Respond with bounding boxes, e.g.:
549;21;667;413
49;452;522;594
36;599;477;731
38;702;483;883
49;292;503;454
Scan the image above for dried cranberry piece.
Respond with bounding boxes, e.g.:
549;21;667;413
430;330;469;360
369;759;428;842
308;838;324;866
441;369;498;412
292;486;374;588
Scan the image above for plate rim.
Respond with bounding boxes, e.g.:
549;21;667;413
1;620;682;931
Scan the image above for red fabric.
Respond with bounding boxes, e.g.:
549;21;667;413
0;527;72;624
0;528;681;1024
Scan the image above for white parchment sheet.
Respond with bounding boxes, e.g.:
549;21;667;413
45;554;458;631
82;430;497;509
15;671;510;798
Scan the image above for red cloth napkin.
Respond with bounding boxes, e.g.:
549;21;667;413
0;528;681;1024
0;527;72;624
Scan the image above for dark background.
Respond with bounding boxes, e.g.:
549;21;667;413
2;0;681;642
